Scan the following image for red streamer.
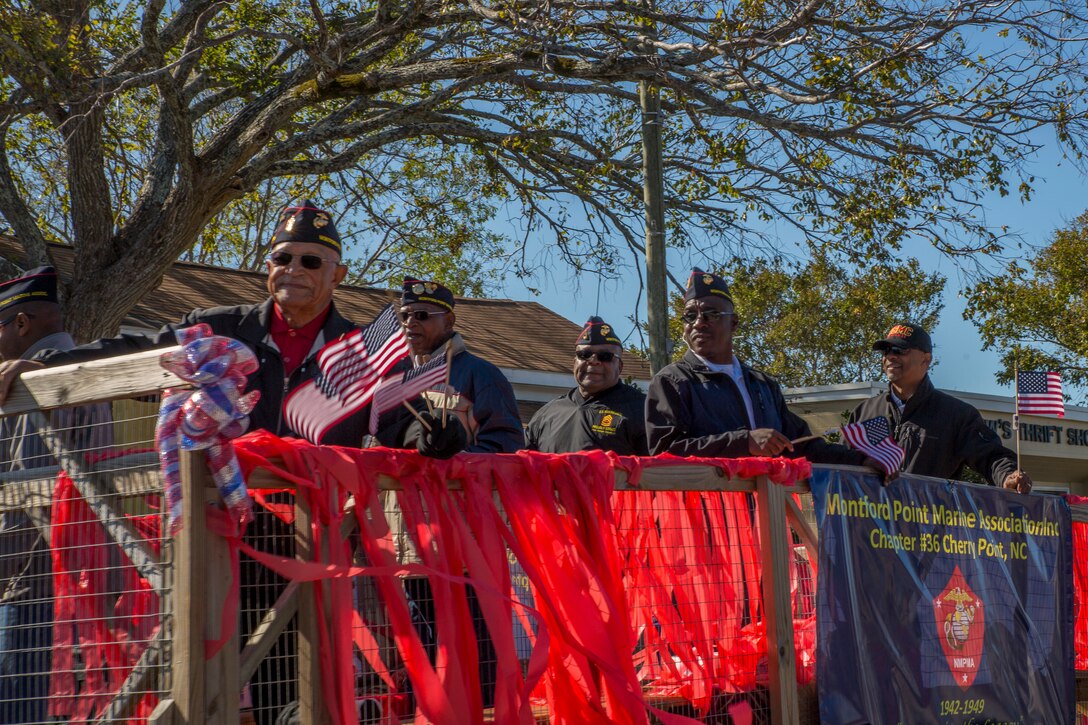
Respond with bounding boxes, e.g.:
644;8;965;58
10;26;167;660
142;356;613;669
227;432;815;724
49;472;161;723
1066;495;1088;670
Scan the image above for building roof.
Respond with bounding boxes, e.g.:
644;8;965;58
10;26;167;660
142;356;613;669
0;237;652;380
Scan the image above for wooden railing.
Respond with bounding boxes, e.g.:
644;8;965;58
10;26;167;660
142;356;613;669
14;349;1081;725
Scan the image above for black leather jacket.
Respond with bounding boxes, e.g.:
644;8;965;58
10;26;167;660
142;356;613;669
647;351;864;465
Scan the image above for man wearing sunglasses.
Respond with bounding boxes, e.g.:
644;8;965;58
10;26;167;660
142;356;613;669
396;277;523;453
851;323;1032;493
526;316;647;455
0;267;112;723
0;201;384;447
646;269;871;466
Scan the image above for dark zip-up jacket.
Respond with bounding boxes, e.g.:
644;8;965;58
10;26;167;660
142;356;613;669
647;351;864;465
850;375;1017;485
526;382;648;455
35;298;380;447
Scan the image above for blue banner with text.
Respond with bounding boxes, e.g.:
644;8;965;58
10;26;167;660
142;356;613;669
813;468;1073;724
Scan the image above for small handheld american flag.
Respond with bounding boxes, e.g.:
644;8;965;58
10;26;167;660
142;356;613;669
841;416;906;477
368;354;449;434
283;304;411;443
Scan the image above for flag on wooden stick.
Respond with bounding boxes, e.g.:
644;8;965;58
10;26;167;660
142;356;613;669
369;354;449;435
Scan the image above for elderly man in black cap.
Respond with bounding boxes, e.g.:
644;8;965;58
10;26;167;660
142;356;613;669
526;316;647;455
0;267;112;723
0;200;379;446
397;277;523;453
647;268;871;466
851;322;1032;492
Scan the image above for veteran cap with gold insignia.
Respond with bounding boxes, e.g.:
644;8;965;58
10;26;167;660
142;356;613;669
873;322;932;353
401;277;455;311
0;266;59;315
576;316;622;347
269;199;342;255
683;267;732;303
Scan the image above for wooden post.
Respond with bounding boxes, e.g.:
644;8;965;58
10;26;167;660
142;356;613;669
756;475;801;725
172;450;239;724
639;0;668;374
295;478;333;725
641;75;669;374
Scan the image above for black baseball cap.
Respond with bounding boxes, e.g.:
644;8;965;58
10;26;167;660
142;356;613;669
873;322;932;353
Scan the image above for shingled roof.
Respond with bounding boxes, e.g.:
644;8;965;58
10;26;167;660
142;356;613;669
0;237;652;380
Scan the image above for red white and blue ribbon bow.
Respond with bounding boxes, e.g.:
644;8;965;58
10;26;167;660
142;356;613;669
156;324;260;533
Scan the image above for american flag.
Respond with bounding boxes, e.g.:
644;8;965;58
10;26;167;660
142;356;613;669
368;354;449;434
841;416;906;477
282;377;357;443
283;304;411;442
1017;371;1064;418
317;304;409;401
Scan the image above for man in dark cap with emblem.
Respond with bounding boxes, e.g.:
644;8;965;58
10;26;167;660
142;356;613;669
0;200;387;446
0;267;112;722
526;316;647;455
851;323;1032;492
646;268;872;466
397;277;523;453
390;276;522;708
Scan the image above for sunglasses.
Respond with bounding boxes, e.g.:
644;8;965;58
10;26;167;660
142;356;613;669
882;345;911;356
575;350;617;362
680;309;731;325
398;310;448;324
268;251;336;270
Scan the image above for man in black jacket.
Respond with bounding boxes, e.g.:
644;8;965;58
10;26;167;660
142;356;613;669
850;322;1032;493
647;268;870;467
526;316;647;455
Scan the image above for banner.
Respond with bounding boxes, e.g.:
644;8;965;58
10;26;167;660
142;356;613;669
813;468;1073;724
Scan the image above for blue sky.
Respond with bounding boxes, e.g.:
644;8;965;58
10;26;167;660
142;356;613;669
500;143;1085;396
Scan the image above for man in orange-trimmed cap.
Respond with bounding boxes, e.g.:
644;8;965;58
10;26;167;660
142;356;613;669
0;200;373;444
852;322;1032;492
526;316;647;455
396;276;523;453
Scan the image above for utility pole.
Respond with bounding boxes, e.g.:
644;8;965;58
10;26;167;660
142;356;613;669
640;4;668;373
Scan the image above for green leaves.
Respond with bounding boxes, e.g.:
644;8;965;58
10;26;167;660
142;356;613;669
965;212;1088;402
0;0;1086;341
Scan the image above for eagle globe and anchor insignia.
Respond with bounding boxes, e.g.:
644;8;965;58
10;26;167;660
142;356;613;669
932;565;985;690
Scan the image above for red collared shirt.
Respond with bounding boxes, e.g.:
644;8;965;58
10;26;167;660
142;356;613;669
269;304;329;376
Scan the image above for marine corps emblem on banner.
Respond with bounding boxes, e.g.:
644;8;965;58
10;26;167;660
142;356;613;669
933;565;985;690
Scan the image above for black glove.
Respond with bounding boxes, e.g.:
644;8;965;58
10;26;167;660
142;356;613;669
405;411;467;459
